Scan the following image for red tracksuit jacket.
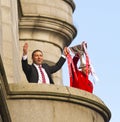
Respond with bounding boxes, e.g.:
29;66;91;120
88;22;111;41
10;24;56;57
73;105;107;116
71;56;93;93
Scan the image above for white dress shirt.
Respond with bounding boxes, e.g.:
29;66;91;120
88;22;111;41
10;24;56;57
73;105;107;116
33;64;50;84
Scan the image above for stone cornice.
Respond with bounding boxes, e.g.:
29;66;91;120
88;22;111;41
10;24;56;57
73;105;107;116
63;0;76;12
18;0;76;15
18;0;77;44
19;16;77;45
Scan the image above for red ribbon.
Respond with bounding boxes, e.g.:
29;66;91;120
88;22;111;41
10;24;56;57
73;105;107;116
66;53;78;86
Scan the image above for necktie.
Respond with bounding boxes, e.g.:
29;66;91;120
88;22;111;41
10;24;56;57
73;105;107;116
39;65;46;83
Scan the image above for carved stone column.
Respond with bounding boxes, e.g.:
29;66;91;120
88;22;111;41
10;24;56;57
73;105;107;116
18;0;77;85
0;0;21;83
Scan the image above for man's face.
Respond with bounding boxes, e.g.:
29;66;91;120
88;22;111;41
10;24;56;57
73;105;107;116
32;51;43;65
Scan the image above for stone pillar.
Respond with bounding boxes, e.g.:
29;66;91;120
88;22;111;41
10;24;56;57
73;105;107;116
18;0;77;85
0;0;21;83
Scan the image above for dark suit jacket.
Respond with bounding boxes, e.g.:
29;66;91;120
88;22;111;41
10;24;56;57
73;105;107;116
22;56;66;84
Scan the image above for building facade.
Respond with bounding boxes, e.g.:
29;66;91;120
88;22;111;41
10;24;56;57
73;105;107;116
0;0;111;122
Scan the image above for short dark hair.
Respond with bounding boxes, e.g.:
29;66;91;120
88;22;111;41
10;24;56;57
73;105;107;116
32;50;43;58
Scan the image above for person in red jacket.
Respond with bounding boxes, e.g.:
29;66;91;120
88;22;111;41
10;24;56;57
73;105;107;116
71;54;93;93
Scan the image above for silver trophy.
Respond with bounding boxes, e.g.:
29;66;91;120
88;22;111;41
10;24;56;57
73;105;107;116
69;41;87;56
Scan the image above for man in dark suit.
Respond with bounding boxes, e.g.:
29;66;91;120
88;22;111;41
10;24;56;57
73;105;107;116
21;42;68;84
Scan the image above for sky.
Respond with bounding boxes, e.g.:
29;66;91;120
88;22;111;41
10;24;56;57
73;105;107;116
62;0;120;122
